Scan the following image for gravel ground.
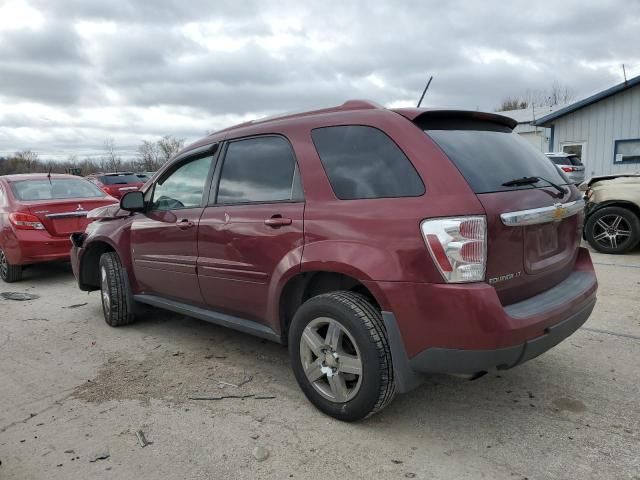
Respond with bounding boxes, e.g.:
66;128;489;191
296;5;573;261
0;245;639;479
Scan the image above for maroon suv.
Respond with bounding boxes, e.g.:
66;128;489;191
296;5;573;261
70;100;597;421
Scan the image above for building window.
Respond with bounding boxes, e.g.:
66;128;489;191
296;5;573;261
614;139;640;164
560;143;585;162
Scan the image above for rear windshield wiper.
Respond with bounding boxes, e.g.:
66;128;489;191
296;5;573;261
502;176;568;197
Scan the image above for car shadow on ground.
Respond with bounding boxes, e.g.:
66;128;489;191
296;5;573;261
106;297;598;429
13;262;621;451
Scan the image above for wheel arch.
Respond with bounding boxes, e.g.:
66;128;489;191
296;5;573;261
277;270;386;344
78;239;117;291
587;200;640;221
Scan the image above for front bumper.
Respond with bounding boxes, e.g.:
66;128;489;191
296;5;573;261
374;248;597;392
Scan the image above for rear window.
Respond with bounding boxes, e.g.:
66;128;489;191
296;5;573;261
423;125;568;194
100;174;141;185
11;179;107;201
311;125;424;200
547;155;583;167
547;156;567;165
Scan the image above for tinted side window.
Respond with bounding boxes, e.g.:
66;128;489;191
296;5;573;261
216;136;298;204
151;156;212;210
311;125;424;200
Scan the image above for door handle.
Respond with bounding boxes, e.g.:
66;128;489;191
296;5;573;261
264;216;292;227
176;219;195;230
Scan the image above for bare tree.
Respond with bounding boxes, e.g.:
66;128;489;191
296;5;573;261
14;150;39;172
546;81;574;107
496;96;529;111
496;82;575;111
101;138;122;172
136;136;184;171
137;140;161;171
157;136;184;164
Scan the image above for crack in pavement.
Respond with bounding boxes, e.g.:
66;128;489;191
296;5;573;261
0;391;74;434
581;326;640;341
592;262;640;269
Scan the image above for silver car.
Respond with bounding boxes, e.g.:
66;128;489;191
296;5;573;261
545;152;585;185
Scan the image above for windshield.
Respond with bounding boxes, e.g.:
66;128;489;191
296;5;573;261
11;179;107;201
424;128;569;194
100;174;141;185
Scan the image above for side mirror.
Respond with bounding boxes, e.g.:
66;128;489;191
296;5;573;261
120;191;145;212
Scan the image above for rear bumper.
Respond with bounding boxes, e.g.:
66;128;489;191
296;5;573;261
2;229;72;265
404;297;594;374
371;247;597;392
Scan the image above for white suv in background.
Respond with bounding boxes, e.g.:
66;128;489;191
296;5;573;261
545;152;585;185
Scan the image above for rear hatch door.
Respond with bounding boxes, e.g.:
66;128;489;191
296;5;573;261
415;114;583;305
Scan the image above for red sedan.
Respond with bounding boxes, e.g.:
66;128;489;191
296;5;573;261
86;172;145;199
0;173;117;282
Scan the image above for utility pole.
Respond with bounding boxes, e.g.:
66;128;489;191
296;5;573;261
622;64;627;83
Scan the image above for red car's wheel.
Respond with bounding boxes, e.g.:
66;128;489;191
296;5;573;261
0;248;22;283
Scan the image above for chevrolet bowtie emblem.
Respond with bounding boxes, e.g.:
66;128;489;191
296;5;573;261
552;203;566;220
76;204;83;211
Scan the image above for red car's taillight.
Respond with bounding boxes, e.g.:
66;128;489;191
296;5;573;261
9;212;46;230
420;216;487;283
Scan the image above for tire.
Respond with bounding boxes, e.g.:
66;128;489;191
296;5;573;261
0;248;22;283
585;206;640;254
288;291;395;422
99;252;135;326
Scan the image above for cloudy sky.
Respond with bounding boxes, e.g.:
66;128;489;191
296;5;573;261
0;0;639;160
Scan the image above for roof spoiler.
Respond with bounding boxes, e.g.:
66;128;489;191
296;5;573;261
392;108;518;130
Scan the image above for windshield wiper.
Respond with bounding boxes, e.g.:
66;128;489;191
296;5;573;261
502;176;568;197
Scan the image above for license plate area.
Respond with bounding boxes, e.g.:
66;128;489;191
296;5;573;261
523;221;573;274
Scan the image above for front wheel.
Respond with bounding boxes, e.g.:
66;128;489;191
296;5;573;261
99;252;135;326
288;291;395;421
585;206;640;254
0;248;22;283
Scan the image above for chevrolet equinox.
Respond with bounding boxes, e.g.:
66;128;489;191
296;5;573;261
71;100;598;421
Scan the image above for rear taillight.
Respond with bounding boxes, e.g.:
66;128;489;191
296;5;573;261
420;216;486;283
561;166;576;172
9;212;46;230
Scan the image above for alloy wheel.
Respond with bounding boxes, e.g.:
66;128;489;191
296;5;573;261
0;250;7;279
592;214;632;250
101;266;111;316
299;317;363;403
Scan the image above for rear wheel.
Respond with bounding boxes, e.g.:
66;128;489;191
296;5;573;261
0;248;22;283
289;291;395;421
99;252;135;326
585;206;640;254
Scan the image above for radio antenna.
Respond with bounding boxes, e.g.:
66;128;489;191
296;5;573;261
416;76;433;108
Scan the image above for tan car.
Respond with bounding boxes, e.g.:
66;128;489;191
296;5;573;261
580;174;640;254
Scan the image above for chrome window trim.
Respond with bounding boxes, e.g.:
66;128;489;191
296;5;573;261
45;211;90;219
500;199;585;226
